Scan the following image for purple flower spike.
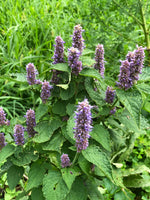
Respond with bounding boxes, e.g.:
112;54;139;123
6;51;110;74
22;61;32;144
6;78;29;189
14;125;25;146
61;153;71;168
26;63;42;85
25;109;37;137
0;133;6;150
40;80;53;104
105;86;116;104
68;47;82;75
72;24;85;54
117;60;133;90
94;44;105;78
74;99;93;152
53;36;65;64
128;46;145;82
0;107;9;126
110;107;116;115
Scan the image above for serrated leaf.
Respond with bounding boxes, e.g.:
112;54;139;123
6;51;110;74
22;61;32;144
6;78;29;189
31;187;44;200
123;174;150;188
65;177;88;200
85;78;105;106
81;56;96;66
116;89;142;127
136;83;150;94
33;120;62;143
26;162;46;191
61;167;81;190
78;154;91;175
91;125;111;151
11;147;38;166
114;189;135;200
123;165;150;177
60;82;75;100
35;104;49;122
49;63;71;72
42;132;65;153
52;101;67;116
86;179;104;200
80;67;103;83
82;145;112;180
0;144;15;163
43;170;69;200
82;49;94;56
0;73;26;83
66;103;75;116
139;67;150;82
7;165;24;190
66;114;76;144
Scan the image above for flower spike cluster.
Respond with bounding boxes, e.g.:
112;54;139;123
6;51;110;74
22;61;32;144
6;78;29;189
61;153;71;168
25;109;37;137
26;63;42;85
52;36;65;64
14;125;25;146
72;24;85;54
94;44;105;78
105;86;116;104
74;99;93;152
0;107;9;126
117;46;145;90
40;80;53;104
0;133;6;150
68;47;82;75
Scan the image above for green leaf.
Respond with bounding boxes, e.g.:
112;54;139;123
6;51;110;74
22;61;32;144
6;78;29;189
66;103;75;116
0;144;15;163
26;161;47;191
116;89;142;127
65;177;88;200
81;56;96;66
123;165;150;177
35;104;49;122
139;67;150;82
123;174;150;188
136;83;150;94
52;101;67;116
31;187;44;200
60;82;75;100
33;119;62;143
78;154;91;175
61;167;81;190
49;63;71;73
43;170;69;200
66;114;76;144
80;67;103;83
7;165;24;190
114;189;135;200
82;145;112;180
11;147;38;166
42;132;65;153
86;179;104;200
91;125;111;151
85;78;105;106
82;49;94;56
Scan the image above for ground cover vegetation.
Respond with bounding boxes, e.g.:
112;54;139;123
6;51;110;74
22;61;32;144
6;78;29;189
0;0;150;199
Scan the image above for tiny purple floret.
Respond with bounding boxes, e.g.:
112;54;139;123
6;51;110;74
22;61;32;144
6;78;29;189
61;153;71;168
14;125;25;145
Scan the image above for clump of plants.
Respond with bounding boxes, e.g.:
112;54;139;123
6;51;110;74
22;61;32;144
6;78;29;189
0;24;150;200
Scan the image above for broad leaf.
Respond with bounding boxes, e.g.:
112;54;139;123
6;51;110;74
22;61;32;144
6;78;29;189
60;82;75;100
49;63;71;73
11;147;38;166
66;114;76;144
116;89;142;127
61;167;81;190
91;124;111;151
33;119;62;143
31;187;44;200
85;78;105;106
7;165;24;190
43;170;69;200
65;177;88;200
35;104;49;122
52;101;67;116
80;67;103;83
82;145;112;180
42;132;65;153
26;161;47;191
0;144;15;163
139;67;150;82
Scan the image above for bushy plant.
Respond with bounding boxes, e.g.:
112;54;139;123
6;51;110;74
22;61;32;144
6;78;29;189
0;24;150;200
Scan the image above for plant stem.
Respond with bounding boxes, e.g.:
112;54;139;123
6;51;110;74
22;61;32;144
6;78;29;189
72;152;79;166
